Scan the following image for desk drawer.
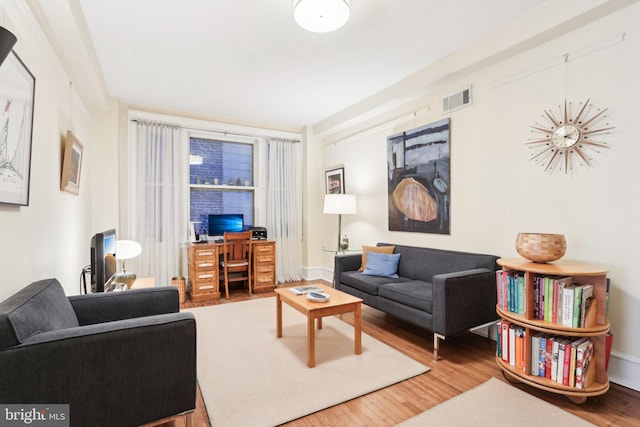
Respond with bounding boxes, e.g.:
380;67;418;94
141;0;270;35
193;260;216;271
256;265;274;276
255;274;274;285
255;255;274;265
194;248;216;258
193;271;216;282
193;282;217;293
254;244;274;256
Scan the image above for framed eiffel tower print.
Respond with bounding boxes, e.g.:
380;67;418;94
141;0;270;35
0;51;35;206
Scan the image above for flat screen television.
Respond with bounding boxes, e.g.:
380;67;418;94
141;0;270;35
90;229;116;292
208;214;244;237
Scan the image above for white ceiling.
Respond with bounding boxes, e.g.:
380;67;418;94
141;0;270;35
34;0;548;130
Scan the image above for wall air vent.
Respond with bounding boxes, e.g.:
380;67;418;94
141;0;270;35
442;86;472;113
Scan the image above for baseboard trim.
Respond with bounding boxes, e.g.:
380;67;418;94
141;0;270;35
607;352;640;392
302;266;327;282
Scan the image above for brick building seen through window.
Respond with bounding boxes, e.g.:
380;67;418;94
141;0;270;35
189;138;254;236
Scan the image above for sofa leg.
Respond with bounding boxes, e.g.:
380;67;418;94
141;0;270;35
433;333;444;361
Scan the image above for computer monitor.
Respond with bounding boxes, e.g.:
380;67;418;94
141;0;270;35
207;214;244;238
90;229;116;292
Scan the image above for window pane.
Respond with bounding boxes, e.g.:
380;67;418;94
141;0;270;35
189;138;254;235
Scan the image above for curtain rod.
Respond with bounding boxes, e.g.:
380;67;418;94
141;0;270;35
130;119;300;143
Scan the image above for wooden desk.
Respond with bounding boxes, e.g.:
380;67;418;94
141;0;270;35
187;240;276;302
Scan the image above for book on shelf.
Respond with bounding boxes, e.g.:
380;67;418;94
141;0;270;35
553;276;573;324
515;327;526;372
496;271;504;310
551;338;560;382
575;339;594;389
287;285;324;295
561;284;575;326
569;337;589;387
538;335;548;377
572;284;584;328
530;334;540;377
517;274;525;315
562;338;573;385
501;321;510;362
544;277;553;322
556;339;566;385
579;284;595;327
544;336;553;379
496;323;502;359
509;324;517;367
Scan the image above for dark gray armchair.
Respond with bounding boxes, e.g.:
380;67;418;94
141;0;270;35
0;278;197;427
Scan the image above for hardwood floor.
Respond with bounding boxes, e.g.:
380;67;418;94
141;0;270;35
150;280;640;427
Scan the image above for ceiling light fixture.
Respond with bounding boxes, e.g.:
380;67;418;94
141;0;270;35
294;0;350;33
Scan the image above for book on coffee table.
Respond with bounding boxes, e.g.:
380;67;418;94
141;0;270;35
288;285;323;295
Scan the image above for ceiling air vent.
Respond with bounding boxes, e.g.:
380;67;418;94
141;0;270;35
442;86;472;113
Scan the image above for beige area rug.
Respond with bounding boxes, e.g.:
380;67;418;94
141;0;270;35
398;377;595;426
186;297;429;427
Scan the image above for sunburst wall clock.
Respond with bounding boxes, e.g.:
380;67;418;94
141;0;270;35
527;99;614;173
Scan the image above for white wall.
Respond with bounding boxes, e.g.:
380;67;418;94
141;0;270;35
310;2;640;390
0;2;118;299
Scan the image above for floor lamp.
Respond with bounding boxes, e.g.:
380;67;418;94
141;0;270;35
323;194;357;250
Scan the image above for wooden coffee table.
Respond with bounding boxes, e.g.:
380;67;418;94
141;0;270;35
275;284;363;368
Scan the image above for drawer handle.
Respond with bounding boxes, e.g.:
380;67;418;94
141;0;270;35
198;251;214;256
198;285;214;290
198;263;214;268
198;274;214;279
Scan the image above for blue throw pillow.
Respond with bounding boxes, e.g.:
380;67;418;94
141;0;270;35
362;252;401;278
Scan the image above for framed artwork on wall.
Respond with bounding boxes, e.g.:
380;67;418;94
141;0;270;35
60;130;84;194
0;51;35;206
387;118;451;234
325;166;345;194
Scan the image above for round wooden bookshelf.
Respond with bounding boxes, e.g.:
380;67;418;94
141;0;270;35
495;258;610;404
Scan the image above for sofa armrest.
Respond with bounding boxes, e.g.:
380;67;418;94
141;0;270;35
0;312;196;426
432;268;498;338
69;286;179;325
333;254;363;288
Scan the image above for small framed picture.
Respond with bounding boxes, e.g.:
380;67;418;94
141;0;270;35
0;51;35;206
60;130;84;194
325;167;345;194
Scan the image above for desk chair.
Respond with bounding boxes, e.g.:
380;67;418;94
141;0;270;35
220;231;253;298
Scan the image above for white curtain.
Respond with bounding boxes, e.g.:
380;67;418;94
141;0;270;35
267;138;303;282
131;121;187;286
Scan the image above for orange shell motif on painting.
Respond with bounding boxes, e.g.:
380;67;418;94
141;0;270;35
391;177;437;222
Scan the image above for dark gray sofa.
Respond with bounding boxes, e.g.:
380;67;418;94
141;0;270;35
0;278;197;427
334;243;499;359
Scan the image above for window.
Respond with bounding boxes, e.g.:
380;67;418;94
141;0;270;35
189;137;254;235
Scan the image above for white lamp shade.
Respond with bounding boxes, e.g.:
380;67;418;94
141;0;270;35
294;0;350;33
323;194;357;215
116;240;142;260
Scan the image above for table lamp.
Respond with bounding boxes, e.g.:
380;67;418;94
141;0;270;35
113;240;143;288
323;194;357;250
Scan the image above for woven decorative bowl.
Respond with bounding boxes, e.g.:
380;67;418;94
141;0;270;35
516;233;566;263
